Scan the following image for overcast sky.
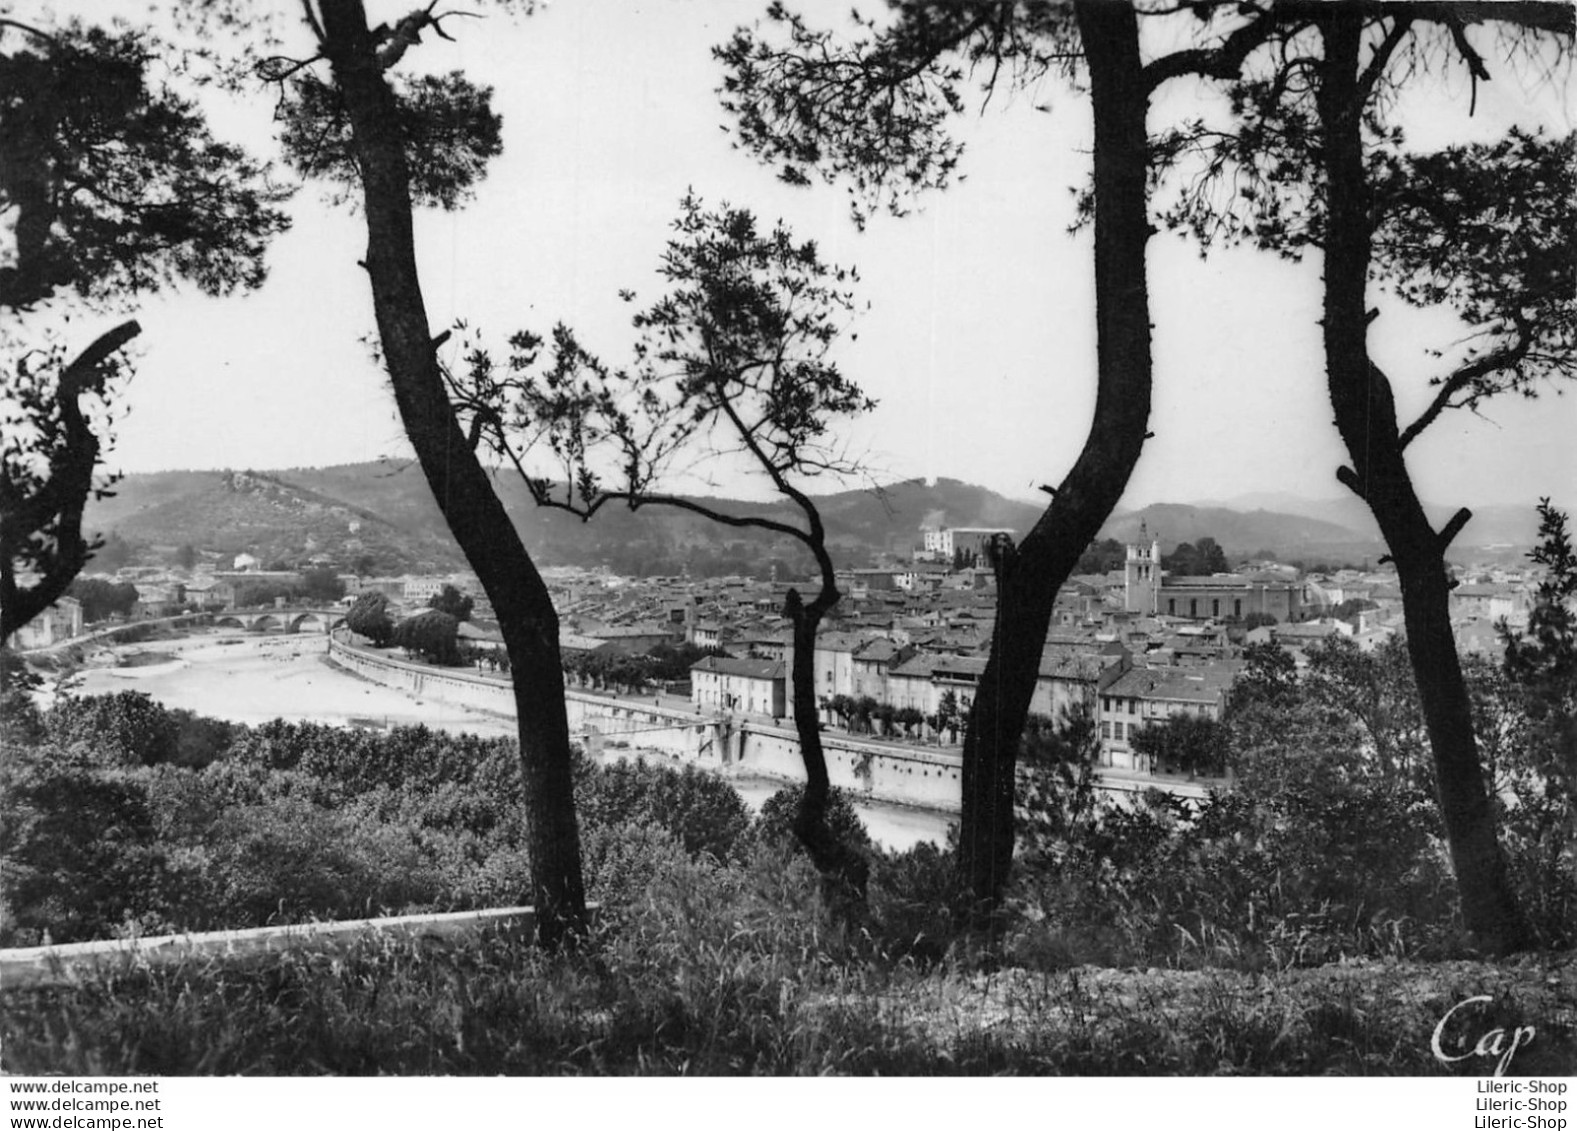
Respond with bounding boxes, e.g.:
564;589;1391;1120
14;0;1575;512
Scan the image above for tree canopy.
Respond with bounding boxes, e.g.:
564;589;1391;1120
1;15;290;639
276;68;501;212
427;583;473;622
66;576;139;623
393;608;460;666
346;591;394;647
1164;537;1229;577
0;19;291;310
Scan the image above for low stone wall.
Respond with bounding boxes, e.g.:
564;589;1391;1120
0;907;542;991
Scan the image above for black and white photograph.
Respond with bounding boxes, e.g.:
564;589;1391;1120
1;0;1573;1116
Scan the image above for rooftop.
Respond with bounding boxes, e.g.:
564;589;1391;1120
689;655;787;680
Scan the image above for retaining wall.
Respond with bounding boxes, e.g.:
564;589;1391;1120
1;907;545;991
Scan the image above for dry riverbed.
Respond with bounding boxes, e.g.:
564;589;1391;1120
59;630;518;737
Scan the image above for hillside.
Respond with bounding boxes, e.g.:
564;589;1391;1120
85;463;1542;575
83;468;466;574
1100;503;1381;565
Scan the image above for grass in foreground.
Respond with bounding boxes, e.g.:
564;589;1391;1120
5;858;1574;1076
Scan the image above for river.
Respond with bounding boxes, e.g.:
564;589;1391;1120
59;629;951;850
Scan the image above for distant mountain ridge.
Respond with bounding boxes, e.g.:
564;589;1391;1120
1192;492;1548;551
83;463;1536;575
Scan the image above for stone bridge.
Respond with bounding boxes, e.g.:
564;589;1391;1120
211;606;346;634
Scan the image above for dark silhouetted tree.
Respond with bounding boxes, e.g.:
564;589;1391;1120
394;608;460;666
716;0;1286;912
427;583;473;622
65;577;139;623
1;16;289;639
345;591;394;645
255;0;598;942
451;196;877;901
301;567;346;603
1153;1;1573;950
1501;500;1577;812
1075;538;1125;575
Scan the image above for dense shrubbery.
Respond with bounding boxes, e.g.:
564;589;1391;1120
6;660;1573;962
45;691;238;769
0;701;871;946
1008;778;1456;970
998;619;1577;966
0;747;191;945
574;757;753;863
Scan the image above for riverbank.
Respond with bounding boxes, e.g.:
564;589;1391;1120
61;631;520;738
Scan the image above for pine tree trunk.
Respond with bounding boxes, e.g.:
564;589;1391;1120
956;0;1154;911
318;1;586;945
787;590;870;902
1314;13;1526;954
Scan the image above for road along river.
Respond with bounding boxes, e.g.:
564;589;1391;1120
58;630;950;850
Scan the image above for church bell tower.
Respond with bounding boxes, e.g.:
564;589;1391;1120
1124;521;1162;614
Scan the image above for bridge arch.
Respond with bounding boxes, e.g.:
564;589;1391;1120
286;611;341;634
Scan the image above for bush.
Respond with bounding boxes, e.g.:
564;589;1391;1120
580;821;698;915
576;757;753;863
224;721;523;821
868;839;968;961
199;795;450;928
754;784;873;858
46;691;181;767
0;744;190;945
1005;775;1458;971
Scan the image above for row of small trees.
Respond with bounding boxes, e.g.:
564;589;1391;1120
823;694;927;740
65;578;140;623
560;642;714;695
